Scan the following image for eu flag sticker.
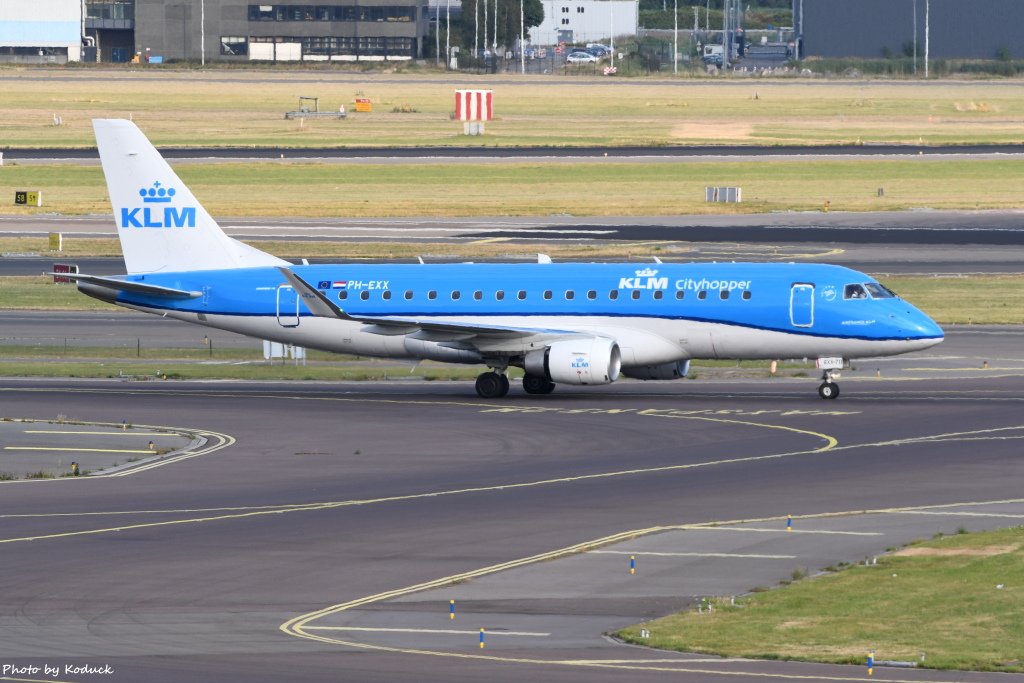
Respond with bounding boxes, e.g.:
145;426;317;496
317;280;331;289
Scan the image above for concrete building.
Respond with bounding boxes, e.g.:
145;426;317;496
0;0;82;63
794;0;1024;60
532;0;637;46
84;1;429;62
143;0;428;62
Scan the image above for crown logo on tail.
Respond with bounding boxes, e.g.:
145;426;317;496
139;181;176;203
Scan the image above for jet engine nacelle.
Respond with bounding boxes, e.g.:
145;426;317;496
620;360;691;381
404;337;483;364
524;337;621;385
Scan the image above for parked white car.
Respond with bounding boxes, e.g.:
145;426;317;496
566;51;598;64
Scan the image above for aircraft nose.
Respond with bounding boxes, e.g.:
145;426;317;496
892;309;944;349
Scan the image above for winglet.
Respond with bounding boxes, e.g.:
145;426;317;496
277;268;353;320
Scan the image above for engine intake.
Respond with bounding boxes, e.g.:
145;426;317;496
524;337;621;386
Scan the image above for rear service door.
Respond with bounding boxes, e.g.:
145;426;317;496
790;283;814;328
276;284;300;327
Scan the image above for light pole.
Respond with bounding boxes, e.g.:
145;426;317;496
673;0;678;74
445;0;450;69
912;0;917;75
519;0;525;73
200;0;205;65
924;0;929;78
609;0;614;69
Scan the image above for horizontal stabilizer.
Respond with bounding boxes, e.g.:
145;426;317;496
51;273;201;299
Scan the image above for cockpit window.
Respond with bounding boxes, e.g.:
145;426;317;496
864;282;896;299
844;284;868;300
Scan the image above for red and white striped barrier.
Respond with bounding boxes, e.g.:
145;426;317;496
455;89;493;135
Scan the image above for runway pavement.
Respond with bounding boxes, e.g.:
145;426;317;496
1;360;1023;682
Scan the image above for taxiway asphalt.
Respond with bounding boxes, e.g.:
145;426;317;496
1;368;1023;682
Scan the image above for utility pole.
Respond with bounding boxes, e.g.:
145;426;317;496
673;0;678;74
475;0;479;61
435;4;440;65
492;0;497;57
483;0;487;60
445;0;450;69
924;0;929;78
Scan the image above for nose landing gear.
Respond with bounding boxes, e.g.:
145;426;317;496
818;369;840;400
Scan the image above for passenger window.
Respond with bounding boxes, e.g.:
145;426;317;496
360;290;370;301
543;290;553;300
720;290;729;300
742;290;751;300
451;290;461;300
565;290;575;300
844;284;868;300
653;290;663;300
338;291;348;300
864;282;896;299
382;290;392;300
495;290;505;301
587;290;597;300
675;290;685;300
609;290;619;300
631;290;641;300
517;290;527;300
473;290;483;300
428;290;437;300
697;291;707;300
404;290;413;300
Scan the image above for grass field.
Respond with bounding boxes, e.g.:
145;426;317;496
3;157;1023;217
1;71;1023;148
2;273;1022;324
616;525;1024;673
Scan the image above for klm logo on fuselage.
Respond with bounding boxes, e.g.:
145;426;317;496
619;268;668;290
120;182;196;229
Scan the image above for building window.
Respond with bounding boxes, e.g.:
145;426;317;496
561;18;569;24
561;5;569;11
220;36;248;56
577;6;584;12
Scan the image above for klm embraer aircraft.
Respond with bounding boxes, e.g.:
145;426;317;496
65;120;943;399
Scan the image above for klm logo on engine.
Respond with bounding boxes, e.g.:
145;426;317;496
619;267;668;290
120;182;196;229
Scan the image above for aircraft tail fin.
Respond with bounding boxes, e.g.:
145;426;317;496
93;119;288;274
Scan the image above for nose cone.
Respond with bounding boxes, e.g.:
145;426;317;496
892;306;944;351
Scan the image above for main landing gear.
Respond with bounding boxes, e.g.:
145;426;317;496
475;371;510;399
818;370;840;400
522;374;555;395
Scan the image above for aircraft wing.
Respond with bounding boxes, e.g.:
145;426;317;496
50;273;202;299
279;268;580;350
